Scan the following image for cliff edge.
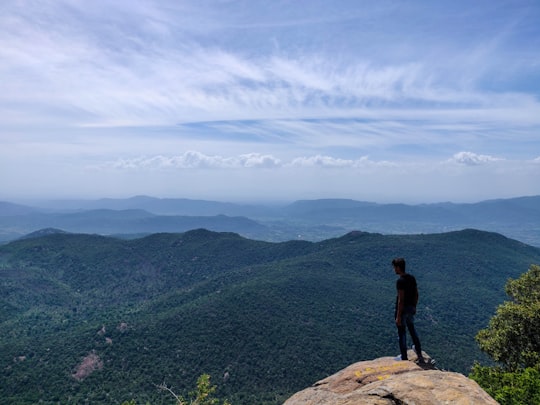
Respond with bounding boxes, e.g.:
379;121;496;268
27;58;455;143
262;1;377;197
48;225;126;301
283;349;497;405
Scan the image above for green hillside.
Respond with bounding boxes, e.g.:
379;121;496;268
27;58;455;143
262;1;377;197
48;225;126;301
1;229;539;404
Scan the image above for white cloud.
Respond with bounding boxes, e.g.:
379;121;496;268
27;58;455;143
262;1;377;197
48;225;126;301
448;151;503;166
289;155;356;168
103;151;281;170
101;152;399;171
288;155;396;169
238;153;281;168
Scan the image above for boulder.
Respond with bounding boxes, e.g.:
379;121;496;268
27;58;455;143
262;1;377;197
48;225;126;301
283;350;497;405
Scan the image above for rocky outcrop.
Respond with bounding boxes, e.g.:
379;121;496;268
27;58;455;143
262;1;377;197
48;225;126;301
283;350;497;405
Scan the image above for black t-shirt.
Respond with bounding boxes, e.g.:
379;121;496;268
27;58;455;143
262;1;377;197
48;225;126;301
395;273;418;311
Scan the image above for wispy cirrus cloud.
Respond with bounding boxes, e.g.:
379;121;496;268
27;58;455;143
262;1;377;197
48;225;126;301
2;0;539;130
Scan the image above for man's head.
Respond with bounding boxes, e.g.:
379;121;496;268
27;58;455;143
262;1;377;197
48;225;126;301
392;257;406;274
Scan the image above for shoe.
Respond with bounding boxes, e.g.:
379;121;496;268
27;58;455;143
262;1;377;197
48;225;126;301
412;345;425;363
412;345;423;361
394;355;407;361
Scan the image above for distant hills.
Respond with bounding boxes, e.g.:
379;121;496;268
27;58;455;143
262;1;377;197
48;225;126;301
1;228;540;404
1;195;540;246
0;208;268;240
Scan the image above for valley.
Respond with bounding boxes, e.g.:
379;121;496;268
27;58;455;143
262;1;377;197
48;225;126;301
1;228;539;403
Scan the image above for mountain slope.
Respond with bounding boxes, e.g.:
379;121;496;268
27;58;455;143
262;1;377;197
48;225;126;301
1;229;539;404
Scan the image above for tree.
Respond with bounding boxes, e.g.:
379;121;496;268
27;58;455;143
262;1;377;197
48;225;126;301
470;365;540;405
158;374;231;405
470;264;540;404
475;264;540;370
122;374;231;405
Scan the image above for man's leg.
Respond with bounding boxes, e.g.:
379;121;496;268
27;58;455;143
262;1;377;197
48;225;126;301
397;324;408;360
404;314;423;361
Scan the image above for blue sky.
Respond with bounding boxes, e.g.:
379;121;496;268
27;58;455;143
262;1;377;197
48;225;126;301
1;0;539;203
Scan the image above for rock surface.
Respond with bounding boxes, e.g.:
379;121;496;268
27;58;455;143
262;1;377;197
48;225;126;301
283;350;498;405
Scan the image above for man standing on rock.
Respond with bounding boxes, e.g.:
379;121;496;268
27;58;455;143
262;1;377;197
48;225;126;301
393;257;424;363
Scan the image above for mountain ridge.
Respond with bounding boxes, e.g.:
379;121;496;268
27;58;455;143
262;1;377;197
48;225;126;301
2;195;539;246
1;228;540;403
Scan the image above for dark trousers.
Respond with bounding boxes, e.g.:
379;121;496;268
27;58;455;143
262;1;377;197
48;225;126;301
397;310;422;360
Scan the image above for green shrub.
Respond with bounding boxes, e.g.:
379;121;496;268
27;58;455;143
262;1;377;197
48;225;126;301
470;364;540;405
471;265;540;404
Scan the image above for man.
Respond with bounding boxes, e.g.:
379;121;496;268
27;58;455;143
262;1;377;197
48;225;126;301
392;257;424;362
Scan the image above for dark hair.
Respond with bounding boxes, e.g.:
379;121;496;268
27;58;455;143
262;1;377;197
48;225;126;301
392;257;406;272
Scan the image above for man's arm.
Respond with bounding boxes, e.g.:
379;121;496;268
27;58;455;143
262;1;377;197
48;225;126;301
396;289;405;326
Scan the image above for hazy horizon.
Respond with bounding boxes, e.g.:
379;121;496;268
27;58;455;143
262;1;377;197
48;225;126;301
2;1;539;203
5;193;540;208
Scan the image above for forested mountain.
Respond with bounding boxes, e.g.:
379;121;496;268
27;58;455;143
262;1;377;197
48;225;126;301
1;195;539;246
1;229;540;404
0;209;269;241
